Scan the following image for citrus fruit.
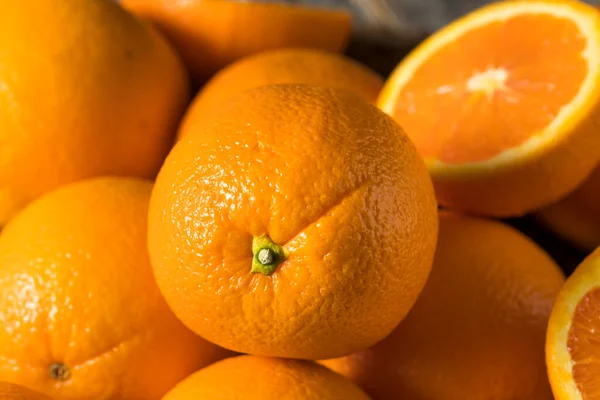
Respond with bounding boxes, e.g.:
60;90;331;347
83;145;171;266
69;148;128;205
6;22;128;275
178;48;383;140
162;355;370;400
149;85;438;360
323;212;565;400
378;0;600;217
0;0;189;227
537;165;600;251
0;382;51;400
121;0;352;81
546;246;600;400
0;177;228;399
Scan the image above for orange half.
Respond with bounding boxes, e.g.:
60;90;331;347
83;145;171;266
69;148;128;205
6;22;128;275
547;246;600;400
379;0;600;217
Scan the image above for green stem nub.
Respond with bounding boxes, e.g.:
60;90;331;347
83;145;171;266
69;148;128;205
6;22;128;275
251;234;288;276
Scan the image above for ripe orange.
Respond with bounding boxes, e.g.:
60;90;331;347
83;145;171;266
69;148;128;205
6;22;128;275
323;212;565;400
546;246;600;400
162;355;370;400
121;0;352;81
537;166;600;251
0;0;189;227
178;48;384;140
0;382;50;400
149;85;438;360
378;0;600;217
0;177;228;400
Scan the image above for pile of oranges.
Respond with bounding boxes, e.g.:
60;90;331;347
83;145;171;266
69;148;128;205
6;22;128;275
1;0;600;399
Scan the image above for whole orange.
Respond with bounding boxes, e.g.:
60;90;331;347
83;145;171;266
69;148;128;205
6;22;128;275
537;165;600;251
323;212;565;400
162;355;370;400
0;0;189;226
121;0;352;81
0;382;51;400
0;178;228;400
149;85;439;360
178;48;383;140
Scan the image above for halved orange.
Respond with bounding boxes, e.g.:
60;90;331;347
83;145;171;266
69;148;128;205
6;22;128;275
537;165;600;251
121;0;352;81
546;246;600;400
378;0;600;217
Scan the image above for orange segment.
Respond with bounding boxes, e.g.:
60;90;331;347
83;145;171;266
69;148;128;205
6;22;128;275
121;0;352;81
379;0;600;217
547;247;600;400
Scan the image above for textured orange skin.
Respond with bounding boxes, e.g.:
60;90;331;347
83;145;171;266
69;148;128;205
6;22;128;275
323;212;565;400
0;178;229;400
149;85;439;360
162;356;371;400
120;0;352;81
0;382;51;400
537;166;600;251
177;48;384;141
0;0;189;226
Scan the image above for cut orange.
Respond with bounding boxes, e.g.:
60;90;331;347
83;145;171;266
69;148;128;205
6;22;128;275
121;0;352;81
378;0;600;217
537;165;600;251
547;246;600;400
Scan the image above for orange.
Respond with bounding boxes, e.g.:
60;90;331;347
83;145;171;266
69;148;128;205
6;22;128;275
0;382;51;400
149;85;438;360
0;177;228;399
178;48;384;140
0;0;189;227
537;165;600;251
378;0;600;217
121;0;352;81
161;355;370;400
323;212;565;400
546;246;600;400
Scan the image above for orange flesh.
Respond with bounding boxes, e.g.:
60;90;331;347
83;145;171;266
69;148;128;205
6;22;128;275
568;287;600;398
395;14;587;164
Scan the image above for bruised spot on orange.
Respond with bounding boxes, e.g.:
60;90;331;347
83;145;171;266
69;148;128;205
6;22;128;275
568;287;600;398
394;13;587;164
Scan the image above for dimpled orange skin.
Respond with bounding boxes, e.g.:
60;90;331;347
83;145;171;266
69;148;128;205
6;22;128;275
149;85;439;360
177;48;384;141
323;212;565;400
0;382;51;400
162;355;371;400
0;0;189;226
121;0;352;81
0;178;229;400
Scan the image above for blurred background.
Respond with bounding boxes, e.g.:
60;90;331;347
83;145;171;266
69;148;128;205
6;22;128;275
276;0;600;43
